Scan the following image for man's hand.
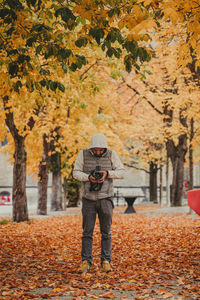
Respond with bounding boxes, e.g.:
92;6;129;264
97;170;108;183
89;175;99;183
88;170;108;183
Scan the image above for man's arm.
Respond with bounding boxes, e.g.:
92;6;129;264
73;150;89;182
108;150;125;179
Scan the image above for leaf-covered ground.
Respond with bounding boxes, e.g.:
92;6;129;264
0;206;199;299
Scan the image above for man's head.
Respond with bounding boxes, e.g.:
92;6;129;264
91;147;105;156
89;134;108;157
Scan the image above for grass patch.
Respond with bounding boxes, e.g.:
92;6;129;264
0;218;10;225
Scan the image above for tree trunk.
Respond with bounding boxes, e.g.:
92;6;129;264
37;134;49;215
159;164;163;205
188;118;194;190
149;162;158;203
3;96;28;222
166;134;187;206
63;177;68;210
12;136;28;222
170;156;184;206
51;171;63;211
166;155;169;206
188;118;195;215
51;152;63;211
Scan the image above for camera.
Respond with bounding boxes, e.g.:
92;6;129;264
91;166;103;180
89;166;103;192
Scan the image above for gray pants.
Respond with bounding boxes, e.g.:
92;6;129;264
81;197;113;265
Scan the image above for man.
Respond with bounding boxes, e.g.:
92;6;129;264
73;134;125;273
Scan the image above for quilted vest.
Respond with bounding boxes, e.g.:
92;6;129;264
82;149;114;200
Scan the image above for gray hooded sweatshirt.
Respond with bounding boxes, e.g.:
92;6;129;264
73;134;125;200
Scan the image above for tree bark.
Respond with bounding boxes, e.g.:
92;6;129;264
166;134;187;206
188;118;194;190
12;136;28;222
37;134;49;215
3;96;28;222
166;155;169;206
163;98;188;207
63;177;68;210
149;162;158;203
159;164;163;205
51;152;63;211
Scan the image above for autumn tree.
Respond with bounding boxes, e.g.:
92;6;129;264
0;0;157;222
33;0;200;209
119;18;200;206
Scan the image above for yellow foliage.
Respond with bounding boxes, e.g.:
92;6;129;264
1;0;200;181
163;7;179;23
132;18;156;35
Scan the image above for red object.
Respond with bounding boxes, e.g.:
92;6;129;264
0;195;11;205
187;189;200;216
0;198;5;205
184;182;188;188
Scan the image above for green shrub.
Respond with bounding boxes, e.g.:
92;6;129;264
0;219;10;225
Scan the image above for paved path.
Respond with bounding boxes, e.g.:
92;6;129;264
0;202;199;219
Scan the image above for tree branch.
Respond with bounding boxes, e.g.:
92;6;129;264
124;162;150;174
2;96;19;137
80;60;99;81
126;84;163;115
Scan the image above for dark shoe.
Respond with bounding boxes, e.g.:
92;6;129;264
102;260;111;272
78;260;90;273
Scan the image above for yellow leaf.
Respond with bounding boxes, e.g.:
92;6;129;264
127;33;140;41
2;291;12;296
190;37;196;49
163;8;179;23
132;18;156;35
118;19;125;29
143;0;153;5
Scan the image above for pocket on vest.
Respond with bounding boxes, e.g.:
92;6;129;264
101;179;109;192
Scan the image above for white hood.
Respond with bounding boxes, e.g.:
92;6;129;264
89;134;108;148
